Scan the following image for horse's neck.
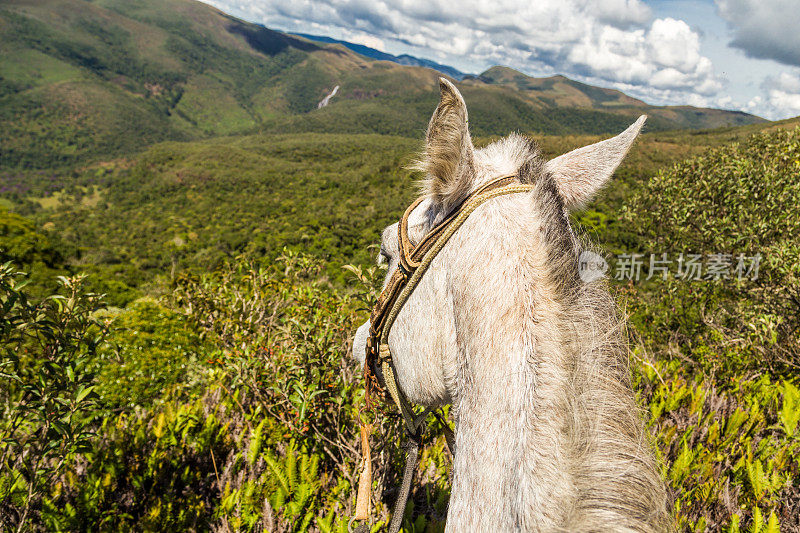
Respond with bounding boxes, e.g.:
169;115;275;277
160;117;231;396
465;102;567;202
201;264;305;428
445;313;580;531
436;216;667;531
443;301;670;533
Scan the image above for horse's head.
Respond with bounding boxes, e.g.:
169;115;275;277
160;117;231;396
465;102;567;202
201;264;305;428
353;78;644;408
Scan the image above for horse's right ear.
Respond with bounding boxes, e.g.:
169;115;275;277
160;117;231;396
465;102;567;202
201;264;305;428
412;78;475;211
545;116;646;210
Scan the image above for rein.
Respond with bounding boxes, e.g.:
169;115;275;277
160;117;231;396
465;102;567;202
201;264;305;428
352;175;535;533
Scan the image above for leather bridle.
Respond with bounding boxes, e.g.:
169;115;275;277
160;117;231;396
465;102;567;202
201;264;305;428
352;174;535;533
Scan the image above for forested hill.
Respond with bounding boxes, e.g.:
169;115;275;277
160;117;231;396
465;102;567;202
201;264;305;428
1;121;799;532
0;0;765;170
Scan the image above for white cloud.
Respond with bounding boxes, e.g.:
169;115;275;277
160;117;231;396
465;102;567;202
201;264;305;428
588;0;651;29
348;34;386;51
771;72;800;94
649;18;700;73
760;71;800;119
568;18;722;95
715;95;734;108
716;0;800;67
203;0;723;104
744;96;762;112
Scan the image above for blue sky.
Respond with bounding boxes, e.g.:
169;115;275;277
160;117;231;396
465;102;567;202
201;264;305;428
201;0;800;119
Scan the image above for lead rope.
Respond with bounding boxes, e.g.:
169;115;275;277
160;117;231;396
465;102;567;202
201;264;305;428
389;437;420;533
349;404;427;533
349;362;431;533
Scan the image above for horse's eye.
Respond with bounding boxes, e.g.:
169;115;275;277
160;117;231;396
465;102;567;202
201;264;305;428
378;245;391;266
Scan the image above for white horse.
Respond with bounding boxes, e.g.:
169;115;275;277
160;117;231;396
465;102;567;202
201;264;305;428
354;78;670;532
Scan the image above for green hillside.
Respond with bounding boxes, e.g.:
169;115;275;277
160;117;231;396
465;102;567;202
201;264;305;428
0;0;765;171
0;0;316;168
29;134;421;302
6;115;792;307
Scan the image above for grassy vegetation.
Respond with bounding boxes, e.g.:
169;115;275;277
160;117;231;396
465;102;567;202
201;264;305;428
7;117;791;307
621;127;800;530
2;122;799;531
625;128;800;378
17;134;421;303
0;207;69;299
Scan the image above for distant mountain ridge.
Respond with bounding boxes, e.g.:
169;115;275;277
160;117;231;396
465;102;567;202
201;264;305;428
290;34;761;129
290;32;469;80
0;0;767;170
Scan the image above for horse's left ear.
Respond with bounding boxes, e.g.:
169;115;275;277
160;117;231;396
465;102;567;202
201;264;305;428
413;78;475;211
545;115;646;210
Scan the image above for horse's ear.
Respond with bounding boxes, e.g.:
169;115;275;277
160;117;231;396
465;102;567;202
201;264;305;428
545;115;646;210
413;78;474;210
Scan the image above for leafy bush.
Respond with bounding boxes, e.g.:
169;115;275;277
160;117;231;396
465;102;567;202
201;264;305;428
167;252;453;531
0;265;106;529
92;298;211;411
0;208;67;298
624;127;800;377
171;251;362;445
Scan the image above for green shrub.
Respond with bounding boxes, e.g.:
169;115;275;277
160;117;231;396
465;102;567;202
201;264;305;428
0;208;67;299
170;250;368;488
91;298;211;411
635;357;799;531
0;265;106;529
624;127;800;377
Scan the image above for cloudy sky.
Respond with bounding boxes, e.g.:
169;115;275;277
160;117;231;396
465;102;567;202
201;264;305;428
200;0;800;120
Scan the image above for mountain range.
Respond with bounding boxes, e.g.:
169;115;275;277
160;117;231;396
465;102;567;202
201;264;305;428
290;33;469;80
0;0;766;170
